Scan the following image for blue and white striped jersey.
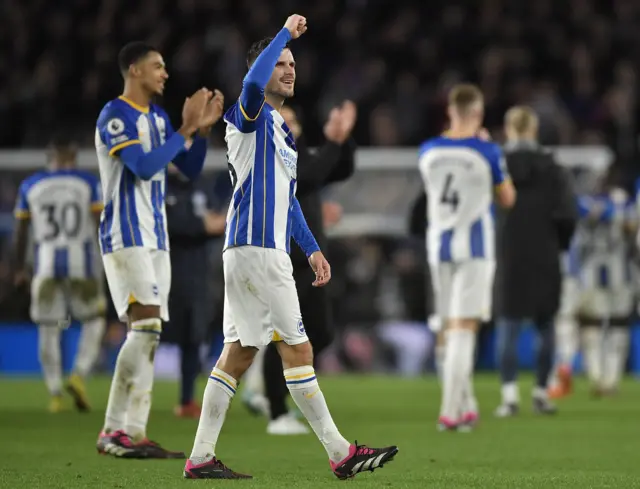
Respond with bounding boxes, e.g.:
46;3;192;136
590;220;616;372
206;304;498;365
14;169;103;278
223;102;299;253
94;96;170;254
221;28;319;258
574;193;636;290
419;136;507;263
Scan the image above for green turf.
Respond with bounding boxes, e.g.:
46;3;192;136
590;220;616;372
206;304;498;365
0;374;639;488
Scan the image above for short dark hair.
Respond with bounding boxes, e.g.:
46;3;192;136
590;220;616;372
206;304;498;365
118;42;158;74
246;37;290;67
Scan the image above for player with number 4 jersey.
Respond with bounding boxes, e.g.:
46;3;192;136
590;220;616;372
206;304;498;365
419;84;516;432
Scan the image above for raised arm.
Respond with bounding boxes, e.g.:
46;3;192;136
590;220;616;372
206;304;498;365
240;29;292;120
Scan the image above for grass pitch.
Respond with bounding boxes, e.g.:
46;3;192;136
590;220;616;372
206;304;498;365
0;374;639;488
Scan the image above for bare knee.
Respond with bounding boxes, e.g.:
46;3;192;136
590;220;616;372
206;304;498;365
276;341;314;369
216;342;258;380
128;303;160;323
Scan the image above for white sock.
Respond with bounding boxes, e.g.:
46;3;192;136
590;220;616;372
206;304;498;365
73;317;106;378
190;367;237;462
582;327;603;385
556;317;578;366
440;329;475;421
243;346;266;395
603;327;629;389
103;319;160;435
501;382;520;405
284;366;351;463
38;325;62;396
124;319;162;442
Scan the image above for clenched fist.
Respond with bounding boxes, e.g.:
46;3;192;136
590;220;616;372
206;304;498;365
284;14;307;39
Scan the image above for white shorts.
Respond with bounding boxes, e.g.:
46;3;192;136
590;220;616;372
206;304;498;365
558;276;580;318
429;260;495;321
223;246;309;348
30;276;107;324
102;247;171;322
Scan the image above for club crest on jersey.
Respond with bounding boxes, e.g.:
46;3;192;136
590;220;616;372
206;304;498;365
297;319;305;336
107;118;125;136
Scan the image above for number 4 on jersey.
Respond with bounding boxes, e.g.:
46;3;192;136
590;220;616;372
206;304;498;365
440;173;459;212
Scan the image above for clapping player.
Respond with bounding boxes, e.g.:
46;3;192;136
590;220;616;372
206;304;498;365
94;42;224;459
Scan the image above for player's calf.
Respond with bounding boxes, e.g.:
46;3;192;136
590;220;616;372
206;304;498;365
188;343;257;471
38;324;64;404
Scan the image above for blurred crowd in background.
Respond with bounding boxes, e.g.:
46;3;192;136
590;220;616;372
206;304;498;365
0;0;639;159
1;0;639;374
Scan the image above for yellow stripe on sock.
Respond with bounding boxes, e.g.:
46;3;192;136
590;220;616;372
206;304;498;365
285;371;316;381
130;319;162;333
210;369;237;388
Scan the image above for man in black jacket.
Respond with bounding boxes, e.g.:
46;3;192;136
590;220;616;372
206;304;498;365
242;102;357;435
164;165;226;418
494;106;578;417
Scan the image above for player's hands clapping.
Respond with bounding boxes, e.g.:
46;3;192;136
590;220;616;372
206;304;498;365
180;88;209;140
308;251;331;287
324;100;358;144
199;89;225;134
284;15;307;39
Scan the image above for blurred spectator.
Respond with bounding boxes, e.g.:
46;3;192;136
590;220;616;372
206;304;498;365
0;0;638;161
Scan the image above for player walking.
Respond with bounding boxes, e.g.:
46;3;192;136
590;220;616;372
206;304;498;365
575;184;636;396
13;135;107;413
418;84;516;431
94;42;224;458
184;15;398;480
